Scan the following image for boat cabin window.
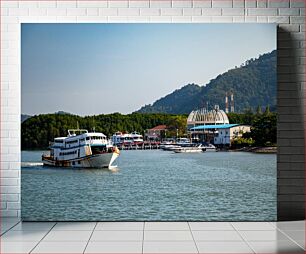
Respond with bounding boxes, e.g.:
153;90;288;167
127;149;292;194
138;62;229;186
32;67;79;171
60;150;77;156
55;140;64;143
86;137;90;140
66;140;78;144
91;145;107;155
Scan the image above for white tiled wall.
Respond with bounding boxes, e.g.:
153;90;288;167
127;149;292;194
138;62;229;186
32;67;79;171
1;0;305;219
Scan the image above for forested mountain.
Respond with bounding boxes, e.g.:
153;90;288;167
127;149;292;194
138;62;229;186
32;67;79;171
137;50;276;114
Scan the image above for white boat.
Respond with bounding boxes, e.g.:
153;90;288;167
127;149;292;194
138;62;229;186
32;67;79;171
130;131;144;144
201;143;217;152
174;145;205;153
111;131;143;146
160;138;175;149
161;145;182;151
42;129;120;168
176;137;191;146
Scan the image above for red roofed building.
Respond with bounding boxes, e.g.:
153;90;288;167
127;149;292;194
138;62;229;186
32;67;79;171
145;125;167;141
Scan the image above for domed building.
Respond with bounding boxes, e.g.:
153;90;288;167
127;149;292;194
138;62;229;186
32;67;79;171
187;105;250;146
187;105;229;129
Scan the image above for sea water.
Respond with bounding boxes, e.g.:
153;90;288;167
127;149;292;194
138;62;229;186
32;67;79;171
21;150;276;221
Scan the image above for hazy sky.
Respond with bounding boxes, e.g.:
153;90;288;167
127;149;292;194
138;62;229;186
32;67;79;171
22;23;276;116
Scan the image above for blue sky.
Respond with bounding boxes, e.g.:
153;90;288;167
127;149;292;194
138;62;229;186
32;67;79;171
22;23;276;116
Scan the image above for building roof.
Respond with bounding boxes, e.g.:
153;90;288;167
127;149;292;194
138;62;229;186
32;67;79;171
187;107;229;125
150;125;167;130
190;124;239;130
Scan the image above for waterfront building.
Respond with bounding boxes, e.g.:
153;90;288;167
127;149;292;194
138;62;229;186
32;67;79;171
190;124;251;147
187;105;250;146
145;125;167;141
187;105;229;143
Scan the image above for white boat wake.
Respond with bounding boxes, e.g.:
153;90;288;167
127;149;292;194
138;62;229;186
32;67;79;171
21;162;44;167
109;165;119;172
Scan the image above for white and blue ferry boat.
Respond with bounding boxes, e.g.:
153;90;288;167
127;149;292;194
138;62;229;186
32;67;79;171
42;129;120;168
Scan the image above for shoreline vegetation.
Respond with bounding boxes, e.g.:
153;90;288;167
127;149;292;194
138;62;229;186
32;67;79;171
21;109;276;150
231;146;277;154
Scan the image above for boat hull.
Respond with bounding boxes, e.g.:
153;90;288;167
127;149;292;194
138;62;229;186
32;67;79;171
174;148;204;153
42;152;119;169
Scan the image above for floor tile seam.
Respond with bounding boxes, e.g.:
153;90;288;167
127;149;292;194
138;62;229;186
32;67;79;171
268;222;277;229
83;222;98;254
0;220;22;236
187;222;200;254
89;240;196;242
276;227;306;251
144;230;193;231
230;222;276;231
230;223;256;254
94;229;145;231
52;229;97;231
141;221;145;254
29;222;58;254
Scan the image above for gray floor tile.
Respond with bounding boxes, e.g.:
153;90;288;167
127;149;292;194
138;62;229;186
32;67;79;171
0;230;48;242
144;230;193;241
96;222;144;231
189;222;234;231
85;241;143;253
1;220;21;234
193;230;243;241
32;241;87;253
145;222;190;230
143;241;198;253
282;230;305;249
239;230;291;241
52;222;96;231
274;221;305;231
248;240;304;253
232;222;276;231
0;241;37;253
42;230;92;242
90;230;143;241
197;241;254;253
11;222;55;231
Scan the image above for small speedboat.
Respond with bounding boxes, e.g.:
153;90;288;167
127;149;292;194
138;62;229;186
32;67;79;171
201;143;217;152
174;145;205;153
162;145;182;151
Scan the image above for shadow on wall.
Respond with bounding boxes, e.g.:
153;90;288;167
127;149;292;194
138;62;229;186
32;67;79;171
277;27;305;221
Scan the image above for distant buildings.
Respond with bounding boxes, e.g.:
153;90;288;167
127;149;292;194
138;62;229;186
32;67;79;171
187;105;250;146
145;125;167;141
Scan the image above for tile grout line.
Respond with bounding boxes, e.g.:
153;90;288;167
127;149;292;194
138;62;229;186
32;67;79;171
230;222;256;254
142;222;145;254
0;219;21;236
29;222;58;254
83;222;98;254
187;222;200;254
276;227;306;251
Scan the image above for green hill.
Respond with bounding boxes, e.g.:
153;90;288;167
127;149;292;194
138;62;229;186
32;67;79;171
137;50;276;114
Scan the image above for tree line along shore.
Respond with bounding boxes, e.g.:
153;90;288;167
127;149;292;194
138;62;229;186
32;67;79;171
21;108;276;150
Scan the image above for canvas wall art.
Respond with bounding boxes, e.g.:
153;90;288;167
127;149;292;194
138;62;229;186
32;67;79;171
21;23;277;221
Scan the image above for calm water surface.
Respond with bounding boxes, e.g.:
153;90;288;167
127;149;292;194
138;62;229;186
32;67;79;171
22;150;276;221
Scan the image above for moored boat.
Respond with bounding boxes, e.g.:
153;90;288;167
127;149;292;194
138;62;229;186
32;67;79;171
42;129;120;168
174;145;205;153
111;131;143;146
161;145;182;151
201;142;217;152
